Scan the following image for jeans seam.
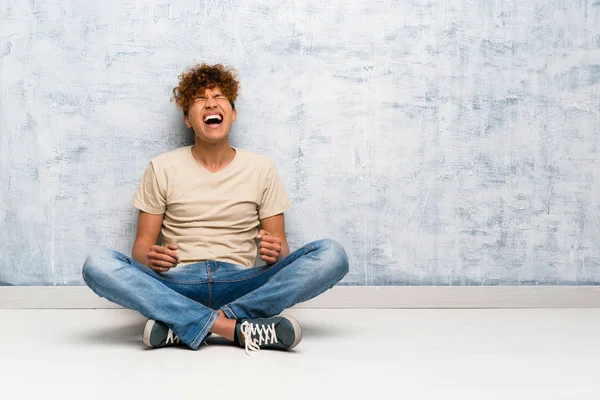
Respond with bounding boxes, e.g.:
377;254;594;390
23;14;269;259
221;305;238;320
190;310;219;349
208;262;213;308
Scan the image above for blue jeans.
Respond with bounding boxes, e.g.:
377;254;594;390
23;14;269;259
82;239;349;350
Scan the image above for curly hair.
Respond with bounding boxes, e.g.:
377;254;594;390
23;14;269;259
171;63;240;115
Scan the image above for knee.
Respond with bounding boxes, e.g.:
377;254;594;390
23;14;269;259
82;248;120;286
312;239;349;280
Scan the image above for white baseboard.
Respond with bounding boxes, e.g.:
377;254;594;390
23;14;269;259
1;286;600;308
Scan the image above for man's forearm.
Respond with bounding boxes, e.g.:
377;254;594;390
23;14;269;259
132;241;152;267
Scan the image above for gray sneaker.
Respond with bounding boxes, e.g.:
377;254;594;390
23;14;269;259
142;319;182;348
236;315;302;355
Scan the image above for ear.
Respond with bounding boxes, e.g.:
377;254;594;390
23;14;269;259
184;114;192;128
232;108;237;123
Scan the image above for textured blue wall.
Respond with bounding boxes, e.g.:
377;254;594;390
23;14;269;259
1;0;599;286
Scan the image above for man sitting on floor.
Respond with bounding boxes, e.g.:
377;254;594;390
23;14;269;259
82;63;349;353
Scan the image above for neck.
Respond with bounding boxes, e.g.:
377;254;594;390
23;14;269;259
191;140;236;173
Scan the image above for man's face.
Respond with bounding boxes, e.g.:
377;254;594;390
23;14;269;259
184;86;237;143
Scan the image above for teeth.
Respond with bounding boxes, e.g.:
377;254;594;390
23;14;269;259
203;114;223;122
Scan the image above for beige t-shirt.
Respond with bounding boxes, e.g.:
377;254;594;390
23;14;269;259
133;146;291;268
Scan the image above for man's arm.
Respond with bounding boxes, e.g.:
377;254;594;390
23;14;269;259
132;211;164;266
257;213;290;264
131;210;180;273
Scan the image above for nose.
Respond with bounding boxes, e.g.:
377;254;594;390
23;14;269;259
205;96;218;108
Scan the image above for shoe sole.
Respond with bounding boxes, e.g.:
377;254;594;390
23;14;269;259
282;314;302;350
142;319;156;348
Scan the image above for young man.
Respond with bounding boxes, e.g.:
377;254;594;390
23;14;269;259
82;64;349;354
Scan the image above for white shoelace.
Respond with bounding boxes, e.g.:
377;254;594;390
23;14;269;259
240;321;278;356
166;329;181;345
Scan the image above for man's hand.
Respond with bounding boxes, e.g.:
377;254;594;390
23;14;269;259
256;230;282;264
146;243;180;273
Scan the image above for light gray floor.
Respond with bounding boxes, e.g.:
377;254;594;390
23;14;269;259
1;308;599;399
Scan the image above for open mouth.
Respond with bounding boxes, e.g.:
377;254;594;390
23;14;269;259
203;113;224;127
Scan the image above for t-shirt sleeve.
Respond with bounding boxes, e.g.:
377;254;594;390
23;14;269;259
132;161;167;214
258;162;292;219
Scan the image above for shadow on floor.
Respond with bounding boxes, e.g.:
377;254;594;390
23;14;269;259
297;322;354;339
75;322;147;348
